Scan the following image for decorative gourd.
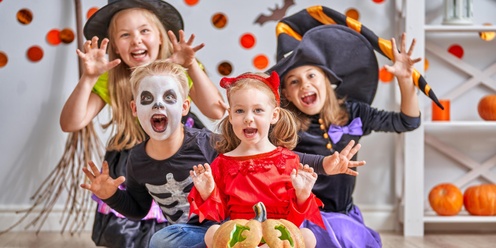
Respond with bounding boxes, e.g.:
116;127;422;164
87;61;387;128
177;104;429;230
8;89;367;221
477;95;496;120
212;202;304;248
428;183;463;216
463;184;496;216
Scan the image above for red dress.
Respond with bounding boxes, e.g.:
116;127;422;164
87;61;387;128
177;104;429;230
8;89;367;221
188;147;325;228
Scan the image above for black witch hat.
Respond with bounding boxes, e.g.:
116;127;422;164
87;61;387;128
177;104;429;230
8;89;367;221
269;5;443;109
83;0;184;42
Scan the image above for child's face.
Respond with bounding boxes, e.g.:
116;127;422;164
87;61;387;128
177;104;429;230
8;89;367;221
131;75;189;141
282;65;327;115
228;87;279;146
112;9;162;68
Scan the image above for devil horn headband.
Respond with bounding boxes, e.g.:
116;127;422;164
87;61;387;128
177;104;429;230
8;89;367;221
220;71;281;104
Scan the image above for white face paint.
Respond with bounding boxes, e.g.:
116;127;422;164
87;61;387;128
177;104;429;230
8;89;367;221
136;75;184;141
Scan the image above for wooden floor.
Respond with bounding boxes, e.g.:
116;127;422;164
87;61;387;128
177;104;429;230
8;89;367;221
0;231;496;248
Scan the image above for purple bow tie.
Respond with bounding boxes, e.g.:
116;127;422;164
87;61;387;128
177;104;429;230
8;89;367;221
327;117;363;143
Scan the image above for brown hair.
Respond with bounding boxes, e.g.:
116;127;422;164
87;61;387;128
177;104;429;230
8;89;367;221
103;8;174;151
280;67;349;131
215;72;298;154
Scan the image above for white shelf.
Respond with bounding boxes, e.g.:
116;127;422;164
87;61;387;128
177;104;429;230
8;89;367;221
425;25;496;32
424;121;496;132
424;211;496;223
400;0;496;236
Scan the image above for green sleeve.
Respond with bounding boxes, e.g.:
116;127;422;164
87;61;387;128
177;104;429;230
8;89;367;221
92;72;110;104
185;61;205;100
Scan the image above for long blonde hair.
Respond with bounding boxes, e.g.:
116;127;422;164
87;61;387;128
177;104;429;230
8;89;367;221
215;73;298;154
104;8;174;151
280;67;349;130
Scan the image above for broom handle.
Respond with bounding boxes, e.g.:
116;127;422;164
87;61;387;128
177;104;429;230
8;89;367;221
74;0;84;77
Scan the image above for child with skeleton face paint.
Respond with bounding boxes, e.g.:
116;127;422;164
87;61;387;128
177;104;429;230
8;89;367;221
131;63;189;142
81;61;217;248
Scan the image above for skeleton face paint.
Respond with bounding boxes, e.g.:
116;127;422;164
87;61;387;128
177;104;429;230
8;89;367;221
136;75;184;141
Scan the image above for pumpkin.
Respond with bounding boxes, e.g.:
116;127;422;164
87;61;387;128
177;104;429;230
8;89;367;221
212;202;304;248
428;183;463;216
477;94;496;120
463;184;496;216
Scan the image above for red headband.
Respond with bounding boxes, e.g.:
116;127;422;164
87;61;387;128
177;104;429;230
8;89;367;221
220;71;280;104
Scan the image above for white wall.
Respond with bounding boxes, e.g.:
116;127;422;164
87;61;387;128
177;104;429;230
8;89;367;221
1;0;493;233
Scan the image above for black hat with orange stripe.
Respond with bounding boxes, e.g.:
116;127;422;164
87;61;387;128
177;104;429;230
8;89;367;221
269;5;443;109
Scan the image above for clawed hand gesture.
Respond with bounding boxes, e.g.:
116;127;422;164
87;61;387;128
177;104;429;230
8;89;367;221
76;37;121;78
291;164;318;204
323;140;366;176
166;30;204;68
80;161;125;200
385;32;422;81
190;163;216;200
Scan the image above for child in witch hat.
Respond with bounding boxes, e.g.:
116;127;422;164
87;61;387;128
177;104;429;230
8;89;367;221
269;6;430;247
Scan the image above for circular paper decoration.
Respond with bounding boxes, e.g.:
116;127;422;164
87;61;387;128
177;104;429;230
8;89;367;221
47;29;61;45
87;7;99;20
479;23;495;41
345;8;359;21
0;51;8;68
253;54;269;70
184;0;199;6
448;44;464;59
17;8;33;25
240;33;256;49
60;28;75;44
212;13;228;29
372;0;385;3
379;66;393;83
27;46;43;62
217;61;233;76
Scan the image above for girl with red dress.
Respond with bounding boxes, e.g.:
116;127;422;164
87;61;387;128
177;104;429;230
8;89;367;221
188;71;327;247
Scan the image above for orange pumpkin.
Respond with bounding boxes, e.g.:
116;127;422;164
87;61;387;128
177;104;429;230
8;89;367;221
463;184;496;216
478;95;496;120
212;202;304;248
428;183;463;216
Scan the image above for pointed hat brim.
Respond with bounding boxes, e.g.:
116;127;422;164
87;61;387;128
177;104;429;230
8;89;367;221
83;0;184;42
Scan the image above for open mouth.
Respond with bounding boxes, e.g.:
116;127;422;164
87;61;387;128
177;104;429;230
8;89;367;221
131;49;147;59
243;128;257;137
151;114;167;133
301;92;317;105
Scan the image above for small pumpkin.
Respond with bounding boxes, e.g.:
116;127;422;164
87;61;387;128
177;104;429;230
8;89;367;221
212;202;304;248
428;183;463;216
478;95;496;121
463;184;496;216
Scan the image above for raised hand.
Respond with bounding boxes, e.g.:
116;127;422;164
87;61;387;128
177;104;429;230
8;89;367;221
166;30;205;68
291;164;318;205
80;161;125;200
322;140;366;176
384;33;422;80
386;33;421;117
190;163;216;200
76;36;121;78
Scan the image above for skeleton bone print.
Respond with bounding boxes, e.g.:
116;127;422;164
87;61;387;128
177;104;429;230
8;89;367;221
146;173;193;224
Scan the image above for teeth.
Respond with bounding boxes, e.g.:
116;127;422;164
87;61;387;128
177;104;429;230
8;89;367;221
131;50;146;55
301;92;315;98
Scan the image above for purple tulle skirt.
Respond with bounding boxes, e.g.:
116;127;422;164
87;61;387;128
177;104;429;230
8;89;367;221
301;205;382;248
